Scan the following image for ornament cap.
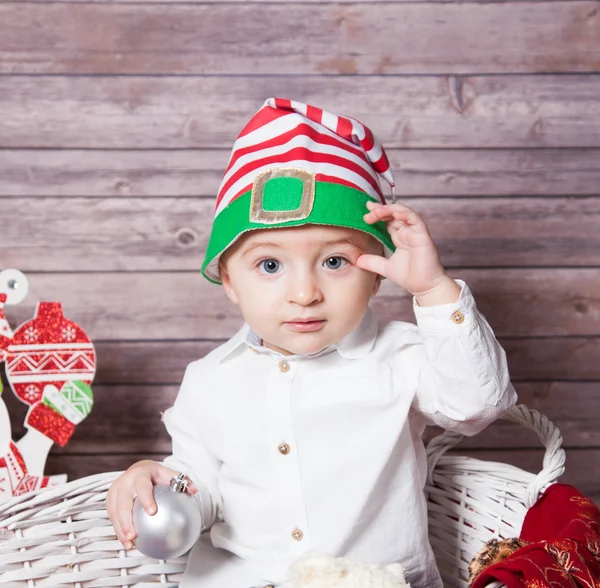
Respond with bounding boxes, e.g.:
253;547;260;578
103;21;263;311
170;473;188;493
36;302;64;317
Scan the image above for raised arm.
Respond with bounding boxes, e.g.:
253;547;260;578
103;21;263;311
409;280;517;434
357;201;517;434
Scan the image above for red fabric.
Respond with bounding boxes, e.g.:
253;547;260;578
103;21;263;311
472;484;600;588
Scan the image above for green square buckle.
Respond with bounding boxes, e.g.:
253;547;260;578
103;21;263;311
250;168;315;224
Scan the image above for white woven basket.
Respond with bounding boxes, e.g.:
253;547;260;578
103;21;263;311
0;404;565;587
425;403;566;588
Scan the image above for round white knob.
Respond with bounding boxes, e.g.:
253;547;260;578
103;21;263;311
0;269;29;305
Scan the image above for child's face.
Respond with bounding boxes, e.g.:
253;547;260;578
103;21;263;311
219;225;382;356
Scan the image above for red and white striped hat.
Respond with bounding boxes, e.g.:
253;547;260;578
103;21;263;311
202;98;396;283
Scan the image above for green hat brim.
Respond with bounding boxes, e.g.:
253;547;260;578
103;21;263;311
201;181;395;284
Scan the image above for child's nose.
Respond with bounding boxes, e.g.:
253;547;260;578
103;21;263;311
287;272;323;306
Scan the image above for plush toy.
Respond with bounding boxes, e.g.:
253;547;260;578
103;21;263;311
468;538;529;585
279;553;411;588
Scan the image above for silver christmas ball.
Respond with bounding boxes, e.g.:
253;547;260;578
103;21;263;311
132;473;203;560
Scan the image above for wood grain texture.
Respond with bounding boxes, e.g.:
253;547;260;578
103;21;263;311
5;380;599;452
2;149;600;197
31;337;591;386
504;337;600;380
3;197;599;270
44;451;599;506
1;0;598;514
81;338;600;384
2;75;600;149
9;0;586;4
2;269;599;340
2;2;599;75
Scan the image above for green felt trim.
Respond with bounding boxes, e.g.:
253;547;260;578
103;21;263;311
201;181;394;284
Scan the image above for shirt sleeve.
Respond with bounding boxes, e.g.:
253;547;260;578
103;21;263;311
161;361;223;529
410;279;518;435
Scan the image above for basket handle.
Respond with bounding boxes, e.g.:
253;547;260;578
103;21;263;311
425;404;566;508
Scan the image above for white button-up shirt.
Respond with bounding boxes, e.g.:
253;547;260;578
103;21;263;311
162;281;517;588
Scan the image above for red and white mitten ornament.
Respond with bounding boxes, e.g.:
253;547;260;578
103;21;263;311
26;380;94;446
0;274;83;500
5;302;96;406
5;302;96;474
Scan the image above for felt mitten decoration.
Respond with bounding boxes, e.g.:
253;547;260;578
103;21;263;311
25;380;94;446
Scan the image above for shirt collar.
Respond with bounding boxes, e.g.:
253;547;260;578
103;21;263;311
216;308;378;362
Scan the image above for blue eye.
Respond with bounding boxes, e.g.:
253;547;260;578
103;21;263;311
259;259;281;274
323;256;348;270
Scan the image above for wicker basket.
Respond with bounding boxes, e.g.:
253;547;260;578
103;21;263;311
425;404;566;588
0;404;565;587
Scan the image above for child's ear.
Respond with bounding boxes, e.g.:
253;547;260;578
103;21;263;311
219;264;239;305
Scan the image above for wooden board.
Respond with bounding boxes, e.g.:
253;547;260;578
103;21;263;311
503;337;600;380
1;0;598;522
2;2;599;75
44;450;600;506
2;149;600;197
3;269;599;340
2;76;600;149
10;0;587;4
2;197;599;270
38;337;596;386
4;379;599;452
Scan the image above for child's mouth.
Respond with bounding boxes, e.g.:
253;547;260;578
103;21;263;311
285;319;326;332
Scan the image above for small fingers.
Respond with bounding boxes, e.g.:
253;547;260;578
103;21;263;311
110;516;134;550
133;476;158;516
185;477;198;495
114;486;139;546
115;505;136;550
107;501;126;543
107;480;136;549
355;254;388;278
364;203;422;226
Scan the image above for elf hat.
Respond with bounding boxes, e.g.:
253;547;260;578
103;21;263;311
201;97;396;284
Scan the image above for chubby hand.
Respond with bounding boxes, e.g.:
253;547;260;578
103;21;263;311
106;460;197;550
356;201;461;306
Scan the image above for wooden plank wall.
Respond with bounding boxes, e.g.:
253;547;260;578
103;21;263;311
1;1;599;507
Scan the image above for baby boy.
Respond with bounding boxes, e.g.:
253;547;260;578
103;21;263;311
107;98;517;588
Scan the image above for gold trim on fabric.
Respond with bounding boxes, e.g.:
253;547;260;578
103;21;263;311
250;168;315;224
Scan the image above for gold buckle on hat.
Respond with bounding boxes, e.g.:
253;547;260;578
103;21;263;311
250;168;315;224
